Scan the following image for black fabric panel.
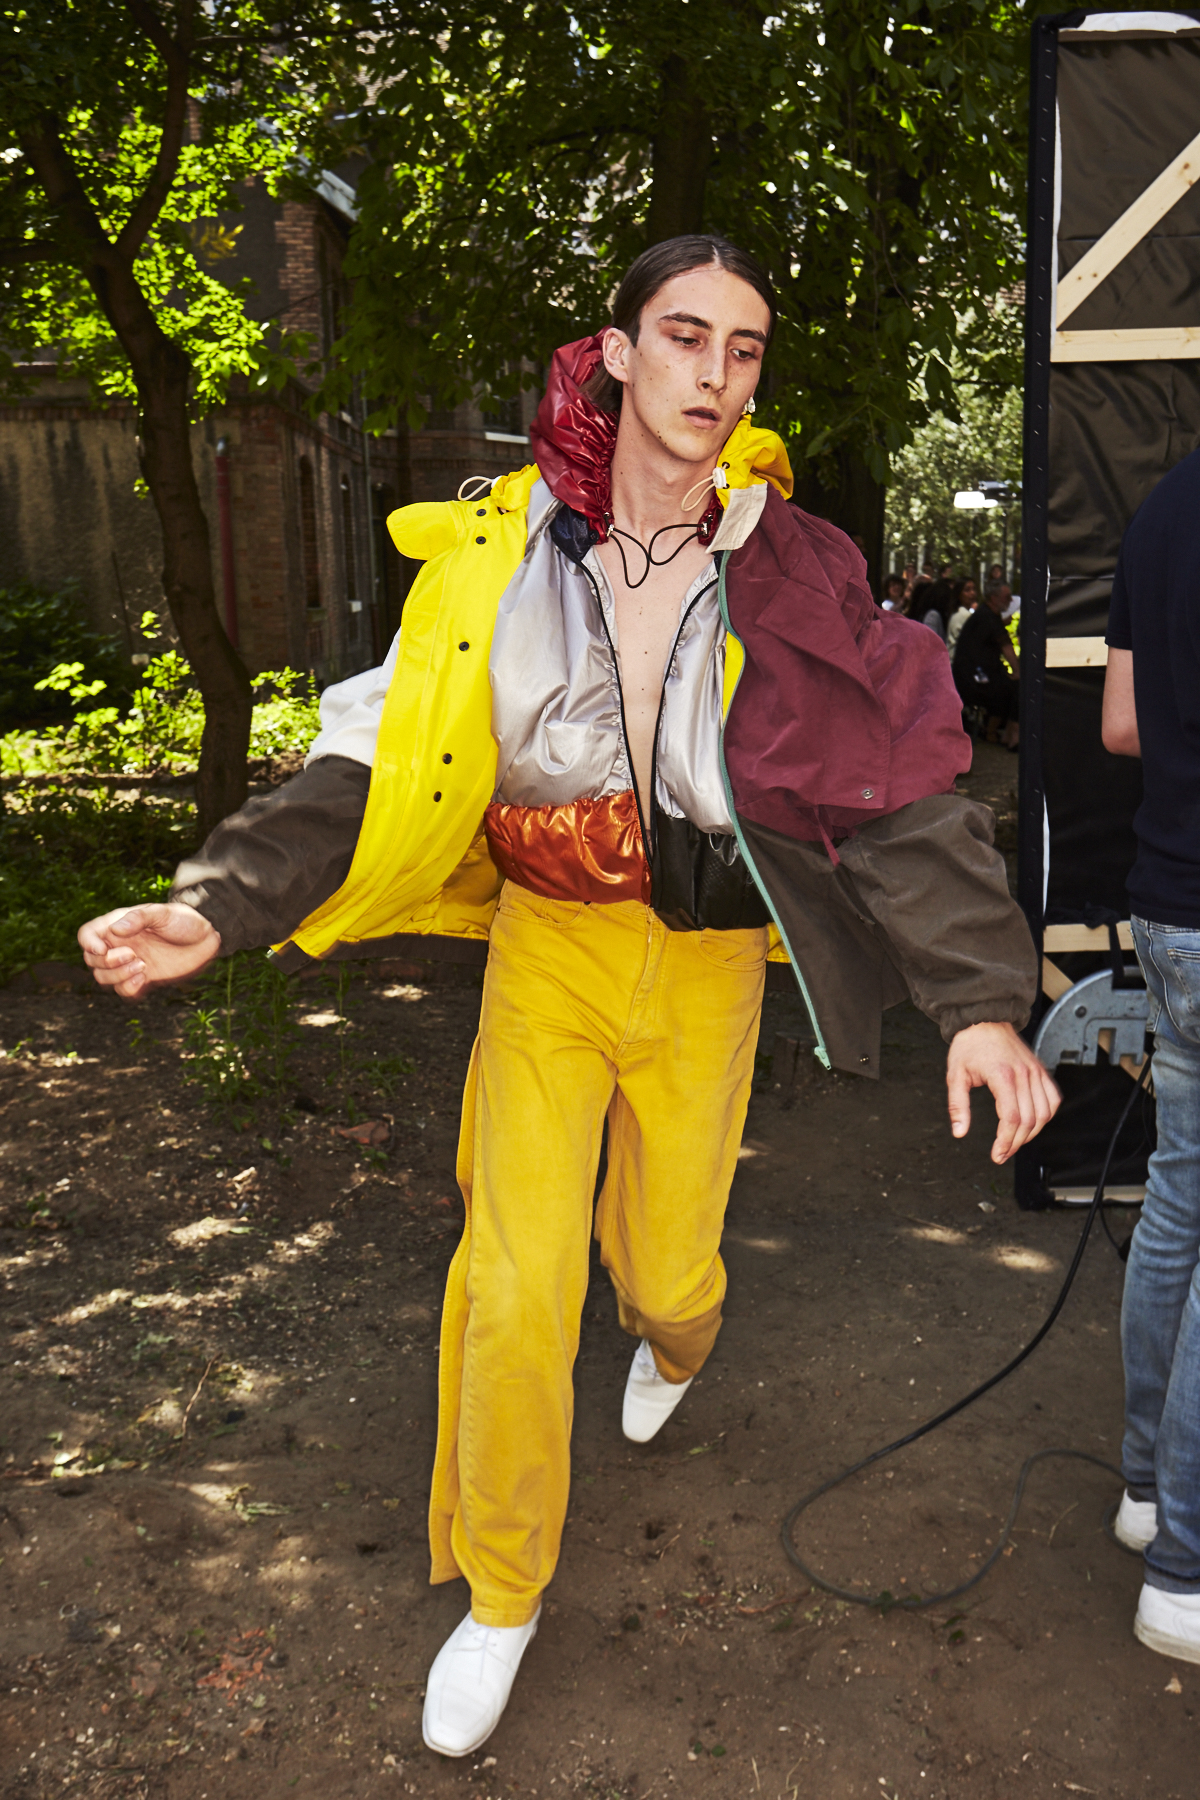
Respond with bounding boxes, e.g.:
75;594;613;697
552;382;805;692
1048;363;1200;580
1046;575;1113;639
1014;22;1200;1202
1043;668;1143;920
1057;37;1200;334
548;503;597;566
650;815;771;933
1015;1060;1156;1200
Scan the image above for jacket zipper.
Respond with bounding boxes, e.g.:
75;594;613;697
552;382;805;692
585;562;716;857
646;577;716;854
714;552;832;1071
581;561;651;855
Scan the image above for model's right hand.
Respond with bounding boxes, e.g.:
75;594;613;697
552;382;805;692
78;903;221;999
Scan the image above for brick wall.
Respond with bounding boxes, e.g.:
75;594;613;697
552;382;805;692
0;194;544;686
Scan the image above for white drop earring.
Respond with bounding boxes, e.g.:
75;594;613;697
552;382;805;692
744;395;756;415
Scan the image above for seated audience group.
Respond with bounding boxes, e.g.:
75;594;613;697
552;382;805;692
878;559;1019;750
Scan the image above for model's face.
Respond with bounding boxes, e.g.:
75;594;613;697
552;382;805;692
600;266;769;467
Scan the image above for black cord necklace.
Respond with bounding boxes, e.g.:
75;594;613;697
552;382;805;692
607;521;701;590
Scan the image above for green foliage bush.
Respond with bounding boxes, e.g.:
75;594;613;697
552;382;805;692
2;656;321;780
0;788;185;982
0;581;130;729
0;656;323;980
246;669;323;762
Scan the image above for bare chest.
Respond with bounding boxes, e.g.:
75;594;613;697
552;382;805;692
595;538;712;703
593;536;715;807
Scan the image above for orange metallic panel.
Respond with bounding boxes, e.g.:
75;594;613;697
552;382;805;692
484;791;651;905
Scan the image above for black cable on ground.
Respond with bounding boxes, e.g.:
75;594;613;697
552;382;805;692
1099;1195;1132;1260
781;1053;1154;1611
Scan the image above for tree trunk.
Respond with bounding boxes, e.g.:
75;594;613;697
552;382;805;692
791;448;886;600
135;332;253;840
24;109;252;843
77;264;251;843
645;54;711;243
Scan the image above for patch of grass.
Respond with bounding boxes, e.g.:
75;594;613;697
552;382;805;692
0;657;320;983
181;951;303;1106
0;788;185;981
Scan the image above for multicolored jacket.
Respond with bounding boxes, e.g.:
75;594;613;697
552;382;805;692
172;337;1036;1076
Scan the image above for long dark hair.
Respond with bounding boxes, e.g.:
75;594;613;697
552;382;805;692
584;235;778;413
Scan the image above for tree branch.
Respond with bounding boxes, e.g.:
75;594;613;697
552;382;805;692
0;237;74;268
19;116;117;271
124;0;183;70
115;0;195;258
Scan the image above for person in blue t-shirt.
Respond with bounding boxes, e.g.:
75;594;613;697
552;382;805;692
1103;442;1200;1665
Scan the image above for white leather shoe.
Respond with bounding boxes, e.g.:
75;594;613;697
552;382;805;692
1114;1490;1158;1551
622;1338;693;1443
1134;1584;1200;1665
422;1606;540;1756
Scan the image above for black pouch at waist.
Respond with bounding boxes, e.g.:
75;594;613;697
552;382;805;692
650;815;772;932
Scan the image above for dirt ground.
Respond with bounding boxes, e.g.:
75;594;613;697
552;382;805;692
1;746;1194;1800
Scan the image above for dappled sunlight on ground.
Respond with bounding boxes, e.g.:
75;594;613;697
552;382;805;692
0;962;1192;1798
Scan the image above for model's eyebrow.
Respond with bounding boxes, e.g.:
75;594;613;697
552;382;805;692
658;310;767;345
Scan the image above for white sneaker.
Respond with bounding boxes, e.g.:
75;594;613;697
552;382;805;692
1114;1490;1158;1551
622;1338;693;1444
1134;1584;1200;1665
422;1606;540;1756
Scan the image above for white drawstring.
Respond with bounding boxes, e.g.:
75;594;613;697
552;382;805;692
457;475;493;502
681;464;729;513
681;474;714;513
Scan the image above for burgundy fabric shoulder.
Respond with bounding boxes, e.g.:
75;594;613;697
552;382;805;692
723;490;971;845
529;336;618;535
531;335;722;544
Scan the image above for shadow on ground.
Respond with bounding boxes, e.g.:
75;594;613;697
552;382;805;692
1;745;1190;1799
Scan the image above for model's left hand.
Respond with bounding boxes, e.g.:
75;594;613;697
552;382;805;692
946;1021;1061;1164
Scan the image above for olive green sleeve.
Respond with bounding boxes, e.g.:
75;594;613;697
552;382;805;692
170;755;371;955
838;794;1037;1042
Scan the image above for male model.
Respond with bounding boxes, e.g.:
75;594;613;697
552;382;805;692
81;236;1058;1752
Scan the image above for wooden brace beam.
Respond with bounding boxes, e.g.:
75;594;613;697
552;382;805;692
1057;125;1200;326
1045;638;1109;668
1052;325;1200;362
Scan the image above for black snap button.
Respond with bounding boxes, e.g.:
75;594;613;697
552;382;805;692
442;753;452;764
433;791;442;802
475;535;486;545
476;508;486;516
458;640;470;651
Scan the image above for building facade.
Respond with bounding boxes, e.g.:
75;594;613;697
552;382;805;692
0;177;538;687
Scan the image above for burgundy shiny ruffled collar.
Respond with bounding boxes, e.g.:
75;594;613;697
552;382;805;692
529;335;719;544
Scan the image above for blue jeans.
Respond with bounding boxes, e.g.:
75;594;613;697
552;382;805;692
1123;918;1200;1592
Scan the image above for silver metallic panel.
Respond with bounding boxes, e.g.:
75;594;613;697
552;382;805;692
490;485;630;806
489;478;735;833
652;583;735;833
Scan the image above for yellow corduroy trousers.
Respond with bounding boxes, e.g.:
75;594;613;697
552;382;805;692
428;882;768;1625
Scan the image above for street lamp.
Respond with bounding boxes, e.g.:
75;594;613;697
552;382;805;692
952;480;1019;586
